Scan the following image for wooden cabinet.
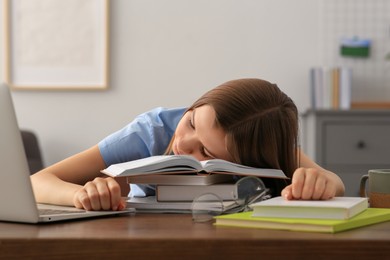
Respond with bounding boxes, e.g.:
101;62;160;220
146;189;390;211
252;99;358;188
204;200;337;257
301;110;390;196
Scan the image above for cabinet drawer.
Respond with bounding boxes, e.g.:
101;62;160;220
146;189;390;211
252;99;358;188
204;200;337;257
324;123;390;165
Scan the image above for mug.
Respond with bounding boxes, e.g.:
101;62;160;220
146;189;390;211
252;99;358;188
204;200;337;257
360;169;390;208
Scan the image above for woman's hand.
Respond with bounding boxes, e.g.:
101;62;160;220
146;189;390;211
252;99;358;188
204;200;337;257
73;177;126;211
281;167;339;200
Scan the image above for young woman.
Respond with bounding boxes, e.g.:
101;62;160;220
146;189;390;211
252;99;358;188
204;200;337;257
31;78;345;211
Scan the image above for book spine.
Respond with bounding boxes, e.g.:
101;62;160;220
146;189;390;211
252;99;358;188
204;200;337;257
332;67;340;109
339;67;352;110
156;184;238;202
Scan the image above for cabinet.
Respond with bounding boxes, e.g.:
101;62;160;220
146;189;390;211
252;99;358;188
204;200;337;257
301;110;390;196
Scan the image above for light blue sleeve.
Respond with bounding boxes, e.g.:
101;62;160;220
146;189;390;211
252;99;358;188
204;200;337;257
98;107;185;166
98;107;186;197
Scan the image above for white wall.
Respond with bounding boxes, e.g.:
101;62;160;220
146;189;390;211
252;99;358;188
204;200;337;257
0;0;320;166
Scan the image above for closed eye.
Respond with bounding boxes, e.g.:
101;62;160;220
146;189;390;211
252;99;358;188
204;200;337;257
189;118;195;129
189;109;215;160
189;111;195;129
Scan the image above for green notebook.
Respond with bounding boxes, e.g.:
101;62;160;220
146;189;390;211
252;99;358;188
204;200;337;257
214;208;390;233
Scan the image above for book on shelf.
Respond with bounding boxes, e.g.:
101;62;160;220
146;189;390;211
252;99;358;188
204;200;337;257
332;67;340;109
309;66;352;110
214;208;390;233
156;183;237;202
339;67;352;109
127;173;234;186
125;196;237;213
250;196;368;220
101;155;287;179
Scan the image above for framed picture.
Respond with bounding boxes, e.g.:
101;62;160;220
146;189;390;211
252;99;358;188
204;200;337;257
3;0;109;90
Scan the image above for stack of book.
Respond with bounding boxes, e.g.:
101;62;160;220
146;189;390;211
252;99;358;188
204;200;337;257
310;66;352;110
214;196;390;233
125;174;238;213
101;155;288;213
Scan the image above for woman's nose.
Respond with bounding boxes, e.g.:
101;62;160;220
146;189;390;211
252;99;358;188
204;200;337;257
180;133;198;155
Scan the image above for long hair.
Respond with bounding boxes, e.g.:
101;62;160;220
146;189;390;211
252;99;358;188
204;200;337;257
167;78;299;195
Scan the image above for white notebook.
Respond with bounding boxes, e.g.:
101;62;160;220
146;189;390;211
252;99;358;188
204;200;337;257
250;196;368;220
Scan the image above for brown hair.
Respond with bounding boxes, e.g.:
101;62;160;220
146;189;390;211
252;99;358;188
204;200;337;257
167;78;298;195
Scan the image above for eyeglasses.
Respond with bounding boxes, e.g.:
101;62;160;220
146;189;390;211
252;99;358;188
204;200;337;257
191;176;270;223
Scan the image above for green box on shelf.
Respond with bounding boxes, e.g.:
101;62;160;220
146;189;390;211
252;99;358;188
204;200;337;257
340;37;371;58
341;46;370;57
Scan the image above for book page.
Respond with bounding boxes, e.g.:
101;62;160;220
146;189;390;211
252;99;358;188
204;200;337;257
200;159;287;179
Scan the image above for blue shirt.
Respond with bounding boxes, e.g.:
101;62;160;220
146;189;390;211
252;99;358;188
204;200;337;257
98;107;186;197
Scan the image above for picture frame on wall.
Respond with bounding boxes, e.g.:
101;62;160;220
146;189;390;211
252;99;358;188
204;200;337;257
3;0;109;90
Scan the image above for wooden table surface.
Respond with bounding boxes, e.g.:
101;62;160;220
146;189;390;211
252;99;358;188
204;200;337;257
1;212;390;259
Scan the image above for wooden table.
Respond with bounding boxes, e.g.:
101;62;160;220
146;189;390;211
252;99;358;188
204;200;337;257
1;212;389;259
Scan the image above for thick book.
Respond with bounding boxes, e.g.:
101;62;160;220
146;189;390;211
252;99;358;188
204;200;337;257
127;173;234;186
156;183;237;202
101;155;287;179
250;196;368;220
214;208;390;233
126;196;237;213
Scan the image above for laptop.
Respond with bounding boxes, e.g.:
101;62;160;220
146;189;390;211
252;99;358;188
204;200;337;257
0;83;135;223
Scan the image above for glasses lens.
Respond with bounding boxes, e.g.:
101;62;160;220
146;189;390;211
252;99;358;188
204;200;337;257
236;176;267;205
192;193;224;223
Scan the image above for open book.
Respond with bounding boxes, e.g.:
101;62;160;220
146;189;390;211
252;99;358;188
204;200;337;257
101;155;287;179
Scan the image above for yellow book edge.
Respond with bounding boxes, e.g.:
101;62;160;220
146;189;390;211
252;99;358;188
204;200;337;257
214;208;390;233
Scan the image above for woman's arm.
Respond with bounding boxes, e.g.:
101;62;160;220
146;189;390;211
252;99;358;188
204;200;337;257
30;145;129;210
281;149;345;200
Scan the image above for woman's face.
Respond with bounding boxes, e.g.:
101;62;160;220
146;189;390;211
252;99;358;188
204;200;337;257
172;105;232;161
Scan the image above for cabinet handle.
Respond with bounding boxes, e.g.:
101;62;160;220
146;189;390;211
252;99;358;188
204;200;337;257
357;140;366;149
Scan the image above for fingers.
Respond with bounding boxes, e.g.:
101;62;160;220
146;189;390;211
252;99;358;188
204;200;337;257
73;189;91;210
106;178;122;211
282;168;337;200
290;167;306;199
281;185;293;200
73;177;123;211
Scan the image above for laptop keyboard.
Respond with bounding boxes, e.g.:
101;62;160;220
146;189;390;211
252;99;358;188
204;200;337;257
39;208;86;215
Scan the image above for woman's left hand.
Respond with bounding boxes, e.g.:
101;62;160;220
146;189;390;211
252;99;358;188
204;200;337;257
281;167;338;200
